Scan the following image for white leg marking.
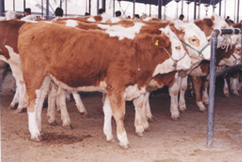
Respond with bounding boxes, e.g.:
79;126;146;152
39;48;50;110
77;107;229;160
202;78;209;105
196;101;206;112
102;95;114;142
35;77;51;132
179;76;188;111
47;83;57;125
117;131;129;149
57;88;71;127
28;111;41;141
223;78;230;97
169;75;180;120
72;91;88;115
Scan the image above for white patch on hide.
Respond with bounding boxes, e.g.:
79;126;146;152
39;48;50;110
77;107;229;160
97;22;145;40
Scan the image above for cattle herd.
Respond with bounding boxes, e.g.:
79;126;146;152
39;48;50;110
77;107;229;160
0;11;241;149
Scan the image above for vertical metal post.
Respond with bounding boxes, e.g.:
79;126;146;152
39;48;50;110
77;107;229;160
133;0;135;18
213;0;215;12
65;0;67;17
198;0;201;19
102;0;106;11
46;0;49;19
41;0;43;18
23;0;26;12
97;0;99;15
207;30;219;148
89;0;91;15
181;0;183;14
158;0;162;19
60;0;62;8
113;0;115;17
219;0;221;16
187;2;190;21
0;0;4;16
224;0;226;18
237;0;240;23
13;0;15;11
149;3;151;17
194;0;196;20
234;0;236;23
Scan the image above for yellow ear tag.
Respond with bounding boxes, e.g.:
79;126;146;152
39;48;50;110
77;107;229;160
155;40;159;46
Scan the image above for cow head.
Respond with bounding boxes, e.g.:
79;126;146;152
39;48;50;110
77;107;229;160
172;20;211;63
151;26;192;76
217;42;241;67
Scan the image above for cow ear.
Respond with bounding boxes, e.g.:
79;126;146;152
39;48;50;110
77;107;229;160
152;34;170;48
206;19;214;28
172;20;186;31
168;24;184;40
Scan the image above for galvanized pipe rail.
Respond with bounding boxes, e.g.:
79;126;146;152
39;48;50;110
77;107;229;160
207;28;242;148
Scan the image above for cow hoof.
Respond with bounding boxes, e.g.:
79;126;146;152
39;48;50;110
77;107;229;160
31;136;42;142
80;113;89;118
107;138;115;143
15;108;25;113
48;120;58;126
148;116;156;122
62;124;73;130
234;92;240;96
224;94;230;98
200;109;207;113
9;104;18;110
119;144;129;150
179;106;186;112
144;127;151;132
171;116;179;121
136;132;144;137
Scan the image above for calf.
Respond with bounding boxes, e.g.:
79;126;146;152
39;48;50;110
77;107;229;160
18;22;191;149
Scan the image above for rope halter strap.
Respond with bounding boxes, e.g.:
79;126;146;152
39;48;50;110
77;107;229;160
162;47;187;69
179;39;210;57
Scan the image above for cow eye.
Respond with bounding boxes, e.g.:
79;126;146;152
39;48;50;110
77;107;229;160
175;46;181;50
191;39;196;42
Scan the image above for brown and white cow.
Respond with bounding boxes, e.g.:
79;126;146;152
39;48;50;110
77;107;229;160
178;17;241;114
18;21;191;149
137;14;234;123
47;17;212;132
0;20;27;112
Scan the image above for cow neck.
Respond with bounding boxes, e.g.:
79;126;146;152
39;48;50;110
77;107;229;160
162;47;186;69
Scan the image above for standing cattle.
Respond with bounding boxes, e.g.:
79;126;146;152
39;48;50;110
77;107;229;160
0;20;27;112
18;21;191;149
46;17;211;132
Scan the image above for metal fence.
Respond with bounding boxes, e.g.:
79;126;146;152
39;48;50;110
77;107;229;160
207;28;242;147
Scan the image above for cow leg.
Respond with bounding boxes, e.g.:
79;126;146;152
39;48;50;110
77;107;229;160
144;92;155;122
0;64;10;92
72;91;88;116
9;83;20;109
179;76;188;111
15;81;27;113
223;77;230;97
28;76;51;141
109;93;129;149
47;83;57;125
133;94;150;137
192;76;206;112
102;94;114;142
230;74;240;96
169;73;181;120
202;76;209;105
57;87;72;129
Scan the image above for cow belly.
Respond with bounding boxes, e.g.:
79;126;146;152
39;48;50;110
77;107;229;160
50;75;107;93
124;84;146;101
